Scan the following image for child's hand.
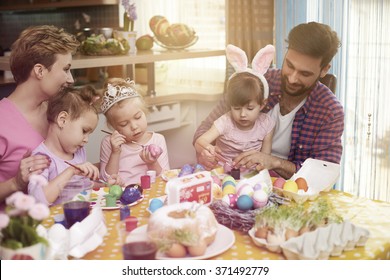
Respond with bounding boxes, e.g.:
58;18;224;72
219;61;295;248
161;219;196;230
139;144;162;164
107;174;125;187
110;130;126;153
71;162;100;180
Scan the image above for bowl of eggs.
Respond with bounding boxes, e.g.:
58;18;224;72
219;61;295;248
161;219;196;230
272;158;341;203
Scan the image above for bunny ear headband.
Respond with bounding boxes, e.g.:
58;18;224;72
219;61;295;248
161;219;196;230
226;44;275;99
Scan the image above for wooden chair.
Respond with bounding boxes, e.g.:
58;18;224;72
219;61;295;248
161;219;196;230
0;82;16;100
319;73;337;94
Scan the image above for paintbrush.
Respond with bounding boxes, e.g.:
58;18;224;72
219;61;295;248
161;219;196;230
101;129;112;135
199;144;233;167
64;161;110;186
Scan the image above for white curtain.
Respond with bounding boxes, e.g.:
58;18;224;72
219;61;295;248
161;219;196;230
339;0;390;202
276;0;390;202
124;0;226;91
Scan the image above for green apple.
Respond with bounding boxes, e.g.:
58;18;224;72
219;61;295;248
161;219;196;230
109;185;123;199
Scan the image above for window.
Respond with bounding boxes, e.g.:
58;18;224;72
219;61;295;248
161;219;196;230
124;0;226;93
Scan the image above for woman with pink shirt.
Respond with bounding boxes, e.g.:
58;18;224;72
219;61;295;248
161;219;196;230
194;45;275;172
0;25;79;204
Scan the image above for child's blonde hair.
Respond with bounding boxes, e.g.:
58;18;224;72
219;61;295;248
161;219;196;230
47;85;100;123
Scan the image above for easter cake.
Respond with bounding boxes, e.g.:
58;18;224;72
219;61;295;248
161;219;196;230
146;202;218;257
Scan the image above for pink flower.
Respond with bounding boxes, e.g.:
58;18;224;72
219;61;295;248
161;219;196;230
5;191;25;206
13;194;35;211
28;203;50;221
0;213;10;229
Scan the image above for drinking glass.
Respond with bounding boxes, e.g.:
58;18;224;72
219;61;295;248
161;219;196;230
117;217;157;260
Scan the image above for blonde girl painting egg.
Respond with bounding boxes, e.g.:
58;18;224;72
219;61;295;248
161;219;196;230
100;78;170;186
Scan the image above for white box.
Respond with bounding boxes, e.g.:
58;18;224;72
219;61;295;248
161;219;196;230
166;171;213;205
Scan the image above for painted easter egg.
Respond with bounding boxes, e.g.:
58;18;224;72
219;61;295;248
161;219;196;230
283;180;298;193
253;190;269;209
273;177;286;189
236;195;254;211
222;194;237;208
222;185;236;196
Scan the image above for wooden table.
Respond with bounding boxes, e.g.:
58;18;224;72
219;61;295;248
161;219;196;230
42;177;390;260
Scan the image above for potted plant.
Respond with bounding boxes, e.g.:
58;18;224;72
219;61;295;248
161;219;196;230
0;191;50;260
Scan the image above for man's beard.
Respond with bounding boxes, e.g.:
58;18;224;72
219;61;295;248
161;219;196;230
281;75;318;97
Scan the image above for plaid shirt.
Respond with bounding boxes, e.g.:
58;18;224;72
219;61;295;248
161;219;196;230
194;68;344;171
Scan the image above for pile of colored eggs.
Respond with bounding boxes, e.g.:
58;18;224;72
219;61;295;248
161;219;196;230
218;175;269;211
273;177;309;194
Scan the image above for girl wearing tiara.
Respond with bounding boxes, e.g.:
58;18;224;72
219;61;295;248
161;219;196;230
195;45;275;172
28;86;105;205
100;78;170;186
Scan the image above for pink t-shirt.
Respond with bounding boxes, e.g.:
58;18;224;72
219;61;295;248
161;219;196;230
100;132;170;186
0;98;44;182
214;112;275;161
27;143;92;206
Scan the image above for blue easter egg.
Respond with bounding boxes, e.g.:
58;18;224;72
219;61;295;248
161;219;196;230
120;187;141;204
149;198;164;213
179;164;194;177
236;194;254;211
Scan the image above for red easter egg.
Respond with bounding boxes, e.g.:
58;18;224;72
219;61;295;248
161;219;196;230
273;177;286;189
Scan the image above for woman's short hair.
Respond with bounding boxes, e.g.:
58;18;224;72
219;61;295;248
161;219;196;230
10;25;79;84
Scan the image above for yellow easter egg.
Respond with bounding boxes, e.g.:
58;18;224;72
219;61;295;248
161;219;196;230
283;180;298;193
222;185;236;196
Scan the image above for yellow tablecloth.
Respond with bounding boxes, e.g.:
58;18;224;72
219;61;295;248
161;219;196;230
42;178;390;260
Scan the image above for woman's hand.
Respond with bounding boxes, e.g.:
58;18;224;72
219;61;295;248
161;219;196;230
110;130;126;153
16;151;51;191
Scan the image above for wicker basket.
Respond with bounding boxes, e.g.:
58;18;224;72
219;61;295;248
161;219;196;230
209;193;288;233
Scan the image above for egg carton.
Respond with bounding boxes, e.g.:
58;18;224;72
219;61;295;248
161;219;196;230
248;227;284;253
280;221;369;259
277;158;341;203
249;220;369;259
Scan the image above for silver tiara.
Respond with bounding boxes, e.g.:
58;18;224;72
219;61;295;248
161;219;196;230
101;80;140;113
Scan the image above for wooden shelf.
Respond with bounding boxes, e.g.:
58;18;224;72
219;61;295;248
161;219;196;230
0;0;118;12
1;48;226;96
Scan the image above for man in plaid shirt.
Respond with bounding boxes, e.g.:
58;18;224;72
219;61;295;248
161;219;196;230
193;22;344;179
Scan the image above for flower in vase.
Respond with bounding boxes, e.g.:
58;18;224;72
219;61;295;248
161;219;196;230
122;0;137;32
0;191;50;250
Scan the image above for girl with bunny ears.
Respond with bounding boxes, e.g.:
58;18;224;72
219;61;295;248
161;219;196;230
194;44;275;172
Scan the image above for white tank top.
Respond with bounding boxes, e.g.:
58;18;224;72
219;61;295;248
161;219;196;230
268;98;306;159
